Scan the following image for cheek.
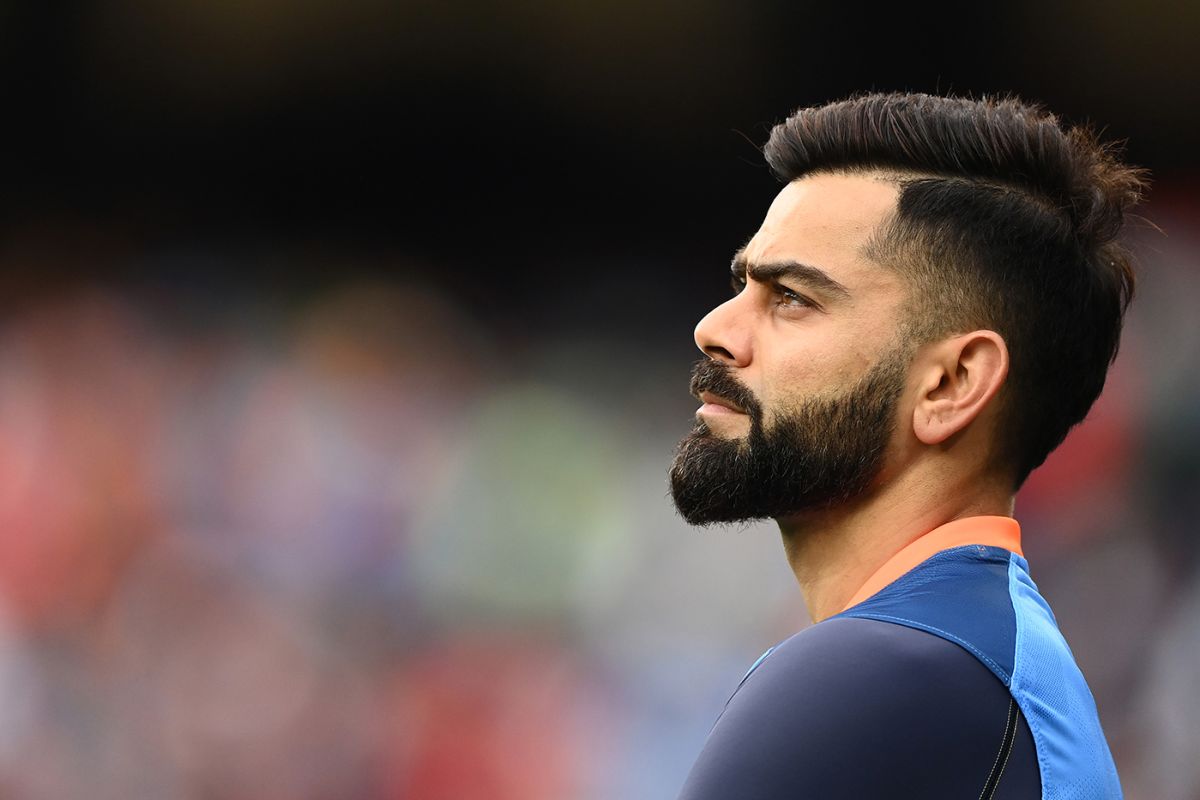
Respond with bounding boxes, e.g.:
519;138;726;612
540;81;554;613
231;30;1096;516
763;347;843;398
759;338;880;414
754;306;901;406
756;361;819;423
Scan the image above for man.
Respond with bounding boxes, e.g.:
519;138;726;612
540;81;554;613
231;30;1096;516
669;93;1145;799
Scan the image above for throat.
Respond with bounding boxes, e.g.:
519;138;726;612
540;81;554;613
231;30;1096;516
777;509;872;623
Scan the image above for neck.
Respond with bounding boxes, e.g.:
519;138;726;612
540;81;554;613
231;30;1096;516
778;467;1014;623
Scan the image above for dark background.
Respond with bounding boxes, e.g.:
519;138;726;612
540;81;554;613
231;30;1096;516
4;1;1197;322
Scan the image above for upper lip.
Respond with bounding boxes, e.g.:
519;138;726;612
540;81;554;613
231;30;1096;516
698;390;745;413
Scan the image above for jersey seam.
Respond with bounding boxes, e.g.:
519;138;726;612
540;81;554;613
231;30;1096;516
993;706;1020;798
978;700;1010;800
978;698;1019;800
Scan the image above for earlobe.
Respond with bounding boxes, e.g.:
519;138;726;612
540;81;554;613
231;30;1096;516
912;331;1009;446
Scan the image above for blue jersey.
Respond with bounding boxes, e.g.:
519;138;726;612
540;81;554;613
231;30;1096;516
677;517;1121;800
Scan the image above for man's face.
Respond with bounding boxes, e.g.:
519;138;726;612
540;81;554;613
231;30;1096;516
669;172;913;524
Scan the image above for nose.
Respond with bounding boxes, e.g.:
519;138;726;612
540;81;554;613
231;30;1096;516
694;295;751;367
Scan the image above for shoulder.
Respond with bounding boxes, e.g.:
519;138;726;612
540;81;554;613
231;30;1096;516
677;617;1039;800
722;616;1007;740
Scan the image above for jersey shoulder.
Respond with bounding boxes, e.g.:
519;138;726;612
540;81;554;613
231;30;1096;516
837;544;1124;799
677;616;1039;800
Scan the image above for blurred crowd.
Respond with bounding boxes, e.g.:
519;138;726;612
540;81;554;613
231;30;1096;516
0;201;1195;798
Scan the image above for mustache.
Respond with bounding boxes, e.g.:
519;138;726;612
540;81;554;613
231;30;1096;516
688;359;762;418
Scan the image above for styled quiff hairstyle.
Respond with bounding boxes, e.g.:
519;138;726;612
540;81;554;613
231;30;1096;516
764;92;1147;488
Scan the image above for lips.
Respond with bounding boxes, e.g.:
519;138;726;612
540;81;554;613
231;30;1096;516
697;390;746;414
689;358;758;419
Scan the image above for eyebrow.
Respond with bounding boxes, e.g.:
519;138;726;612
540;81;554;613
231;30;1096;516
730;252;852;301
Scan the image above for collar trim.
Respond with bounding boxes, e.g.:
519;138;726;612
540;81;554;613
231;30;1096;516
840;515;1023;612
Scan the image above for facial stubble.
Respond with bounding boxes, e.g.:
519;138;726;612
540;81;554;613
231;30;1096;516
668;349;909;525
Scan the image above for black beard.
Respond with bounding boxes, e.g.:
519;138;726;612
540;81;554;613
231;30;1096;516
668;351;907;525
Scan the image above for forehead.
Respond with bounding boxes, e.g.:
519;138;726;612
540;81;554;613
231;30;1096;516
740;171;901;290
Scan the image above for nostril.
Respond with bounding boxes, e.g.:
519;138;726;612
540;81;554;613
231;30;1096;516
704;345;737;362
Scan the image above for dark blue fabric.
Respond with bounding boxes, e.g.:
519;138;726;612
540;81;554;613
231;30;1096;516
676;616;1040;800
835;544;1018;684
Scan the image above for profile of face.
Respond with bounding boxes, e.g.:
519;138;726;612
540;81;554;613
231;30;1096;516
669;172;914;525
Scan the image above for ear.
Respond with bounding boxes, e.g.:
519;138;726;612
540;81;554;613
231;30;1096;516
911;331;1009;446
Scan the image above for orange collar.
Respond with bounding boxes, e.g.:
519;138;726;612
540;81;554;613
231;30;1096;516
840;516;1023;612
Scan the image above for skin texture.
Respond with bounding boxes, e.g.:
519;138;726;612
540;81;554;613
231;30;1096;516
691;171;1014;622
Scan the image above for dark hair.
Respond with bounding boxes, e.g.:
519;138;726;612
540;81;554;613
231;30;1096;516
763;92;1147;488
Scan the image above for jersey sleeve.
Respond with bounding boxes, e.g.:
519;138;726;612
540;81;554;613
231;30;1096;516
676;616;1041;800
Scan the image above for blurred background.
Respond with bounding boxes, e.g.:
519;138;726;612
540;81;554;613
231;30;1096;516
0;1;1197;797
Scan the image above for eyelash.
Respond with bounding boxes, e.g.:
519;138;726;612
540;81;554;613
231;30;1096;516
731;276;813;309
776;286;811;308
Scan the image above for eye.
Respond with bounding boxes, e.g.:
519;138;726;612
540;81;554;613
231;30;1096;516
774;285;814;309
